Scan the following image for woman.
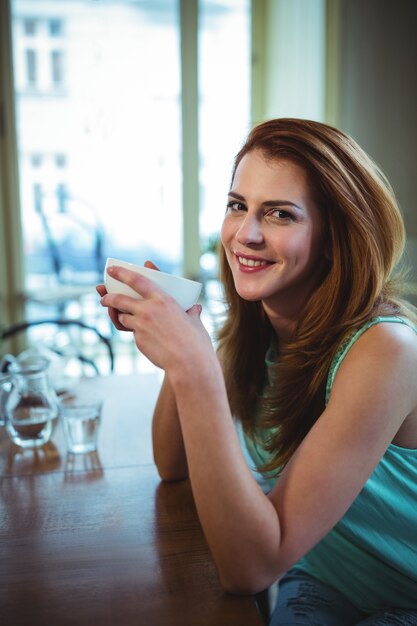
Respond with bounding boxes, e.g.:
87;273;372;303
98;119;417;625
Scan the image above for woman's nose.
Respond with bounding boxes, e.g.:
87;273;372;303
236;215;264;245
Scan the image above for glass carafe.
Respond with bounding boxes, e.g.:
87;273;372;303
0;373;13;426
5;356;58;448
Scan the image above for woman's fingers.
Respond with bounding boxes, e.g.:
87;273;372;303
99;261;171;335
97;282;130;331
187;304;202;318
144;260;160;271
109;307;130;331
106;265;163;300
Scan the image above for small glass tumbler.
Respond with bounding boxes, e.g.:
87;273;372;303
60;395;102;454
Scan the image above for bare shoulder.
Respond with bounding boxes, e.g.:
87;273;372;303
337;319;417;373
328;319;417;444
357;320;417;447
366;318;417;346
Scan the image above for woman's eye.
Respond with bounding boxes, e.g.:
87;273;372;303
226;201;246;213
268;208;293;221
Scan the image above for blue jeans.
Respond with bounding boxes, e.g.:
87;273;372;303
269;569;417;626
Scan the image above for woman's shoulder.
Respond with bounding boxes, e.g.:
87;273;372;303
356;315;417;344
326;316;417;404
355;316;417;359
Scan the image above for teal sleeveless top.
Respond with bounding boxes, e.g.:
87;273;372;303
243;316;417;612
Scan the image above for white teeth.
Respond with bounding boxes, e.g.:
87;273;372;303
238;256;268;267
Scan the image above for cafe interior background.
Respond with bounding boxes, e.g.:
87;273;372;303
1;0;416;378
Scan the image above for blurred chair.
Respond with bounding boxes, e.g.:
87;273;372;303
34;185;106;286
0;319;114;378
25;186;106;318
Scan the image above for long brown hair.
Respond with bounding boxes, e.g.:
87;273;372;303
217;118;416;475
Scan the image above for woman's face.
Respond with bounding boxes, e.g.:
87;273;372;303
221;150;326;320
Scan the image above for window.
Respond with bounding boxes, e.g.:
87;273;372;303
33;183;43;214
25;48;37;85
49;19;63;37
31;153;43;168
56;183;68;213
55;154;67;168
50;49;64;86
12;0;182;296
23;18;36;36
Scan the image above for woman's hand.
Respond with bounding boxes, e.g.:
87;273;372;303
96;260;159;332
99;263;212;371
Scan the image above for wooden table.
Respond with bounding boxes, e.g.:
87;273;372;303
0;374;264;625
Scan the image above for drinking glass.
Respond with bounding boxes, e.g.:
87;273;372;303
60;394;102;454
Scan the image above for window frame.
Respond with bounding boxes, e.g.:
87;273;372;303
0;0;25;332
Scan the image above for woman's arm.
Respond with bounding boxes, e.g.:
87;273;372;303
168;353;283;593
168;320;417;593
98;261;188;480
97;280;188;481
100;267;417;594
152;373;188;481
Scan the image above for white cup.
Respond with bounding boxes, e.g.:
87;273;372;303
104;257;202;311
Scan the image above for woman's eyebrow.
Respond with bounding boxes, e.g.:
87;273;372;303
227;191;246;201
228;191;303;212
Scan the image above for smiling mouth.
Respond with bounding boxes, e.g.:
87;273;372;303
235;253;275;271
238;256;269;267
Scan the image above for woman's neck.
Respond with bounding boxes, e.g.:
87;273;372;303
262;305;297;344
